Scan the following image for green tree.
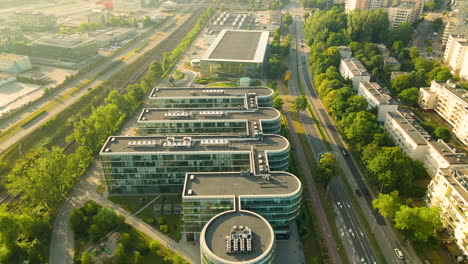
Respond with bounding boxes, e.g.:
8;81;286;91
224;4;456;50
133;251;143;264
292;95;308;113
337;111;379;146
318;153;337;185
273;96;284;110
149;240;161;252
432;18;443;32
391;74;412;93
398;87;420;106
409;46;420;61
372;191;402;219
394;206;442;242
114;244;127;264
160;224;169;233
434;127;451;141
268;54;281;78
81;252;94;264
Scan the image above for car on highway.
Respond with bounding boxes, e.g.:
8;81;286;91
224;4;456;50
362;188;370;196
342;149;348;156
394;248;404;259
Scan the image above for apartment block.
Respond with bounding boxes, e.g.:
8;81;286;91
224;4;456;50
149;87;275;108
427;167;468;255
99;135;291;195
182;170;302;239
388;2;416;29
0;26;23;52
444;35;468;79
338;46;352;59
423;140;468;177
358;82;398;121
8;11;57;32
384;110;431;161
137;107;281;136
339;58;371;90
345;0;382;12
418;80;468;146
113;0;142;10
0;53;32;73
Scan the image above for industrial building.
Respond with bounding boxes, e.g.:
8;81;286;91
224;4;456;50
182;170;302;240
148;87;275;108
200;210;276;264
8;11;57;32
358;82;398;121
339;58;370;90
137;107;281;136
99;134;292;195
200;30;269;78
30;34;98;62
0;53;32;73
426;166;468;256
418;80;468;146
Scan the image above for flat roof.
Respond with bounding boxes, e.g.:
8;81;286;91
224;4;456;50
341;58;370;76
183;172;301;198
432;80;468;104
201;30;269;63
428;139;468;164
440;167;468;201
150;86;274;99
202;210;274;263
139;107;280;122
0;53;27;61
100;135;289;154
359;82;397;105
387;110;431;145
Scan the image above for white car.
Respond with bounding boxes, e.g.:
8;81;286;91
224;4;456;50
394;248;404;260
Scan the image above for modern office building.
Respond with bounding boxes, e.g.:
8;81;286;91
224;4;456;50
418;80;468;146
426;166;468;255
444;35;468;79
148;87;275;109
8;11;57;32
423;139;468;177
99;134;291;195
182;170;302;240
200;30;269;78
358;82;398;121
200;210;276;264
0;53;32;73
384;110;431;162
339;58;371;90
137;107;281;136
31;34;98;62
0;26;23;52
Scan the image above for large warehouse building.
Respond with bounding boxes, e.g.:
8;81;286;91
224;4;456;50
200;30;269;78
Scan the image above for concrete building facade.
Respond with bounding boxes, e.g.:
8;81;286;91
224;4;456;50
8;12;57;32
0;26;23;52
388;2;415;29
31;34;98;62
384;110;431;161
423;140;468;177
444;35;468;79
339;58;371;90
200;30;269;78
358;82;398;121
426;167;468;255
418;80;468;146
0;53;32;73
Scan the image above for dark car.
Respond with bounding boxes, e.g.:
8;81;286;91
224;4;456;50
355;189;362;196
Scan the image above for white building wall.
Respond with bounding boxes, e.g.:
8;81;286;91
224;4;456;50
357;82;398;121
339;59;370;90
0;54;32;73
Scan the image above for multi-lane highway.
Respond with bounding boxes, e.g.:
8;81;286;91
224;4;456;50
285;0;422;263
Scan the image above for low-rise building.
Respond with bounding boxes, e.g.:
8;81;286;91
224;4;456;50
390;71;409;81
339;58;371;90
0;25;23;52
0;53;32;73
383;56;401;71
418;80;468;146
200;30;269;78
137;107;281;136
8;11;57;32
358;82;398;121
99;134;291;195
149;87;275;109
423;139;468;177
338;46;352;59
30;34;98;62
113;0;142;10
444;35;468;79
82;10;110;25
89;27;137;48
0;74;14;87
426;166;468;255
384;110;431;161
183;170;302;239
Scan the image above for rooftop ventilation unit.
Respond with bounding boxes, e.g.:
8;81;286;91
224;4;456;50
163;137;192;148
190;174;195;180
164;111;190;118
202;89;225;94
199;110;224;116
187;189;192;195
111;137;116;142
201;139;229;146
226;226;252;254
128;140;157;147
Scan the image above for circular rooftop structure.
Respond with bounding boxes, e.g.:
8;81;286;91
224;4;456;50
200;210;275;264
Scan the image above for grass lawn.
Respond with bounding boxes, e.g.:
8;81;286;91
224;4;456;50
206;82;239;87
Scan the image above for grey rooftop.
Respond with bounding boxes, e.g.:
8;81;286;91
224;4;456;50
342;58;370;76
100;135;289;154
360;82;397;105
429;139;468;164
202;210;274;263
149;86;274;98
201;30;269;62
183;171;301;198
387;110;431;145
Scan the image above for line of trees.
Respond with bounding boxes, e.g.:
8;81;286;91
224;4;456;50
268;28;292;78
